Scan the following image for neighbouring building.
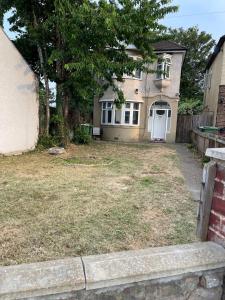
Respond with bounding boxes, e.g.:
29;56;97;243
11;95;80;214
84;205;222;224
93;41;186;143
0;27;39;155
204;35;225;127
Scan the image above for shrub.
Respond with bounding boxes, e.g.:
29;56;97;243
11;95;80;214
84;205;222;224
178;98;203;115
37;135;59;149
73;125;92;144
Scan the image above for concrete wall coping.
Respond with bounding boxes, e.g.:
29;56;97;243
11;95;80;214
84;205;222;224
206;148;225;161
1;242;225;299
192;129;225;145
0;257;85;300
83;242;225;290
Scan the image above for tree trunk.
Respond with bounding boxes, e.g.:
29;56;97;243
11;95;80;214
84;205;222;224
55;26;70;148
32;9;50;136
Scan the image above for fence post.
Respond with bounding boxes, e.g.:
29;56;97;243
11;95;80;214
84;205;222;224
197;161;217;240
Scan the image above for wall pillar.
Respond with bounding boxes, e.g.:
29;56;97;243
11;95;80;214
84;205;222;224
197;148;225;247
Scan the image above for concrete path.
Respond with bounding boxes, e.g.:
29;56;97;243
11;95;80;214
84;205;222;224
174;144;202;202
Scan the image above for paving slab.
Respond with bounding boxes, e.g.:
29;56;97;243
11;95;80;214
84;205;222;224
175;144;202;201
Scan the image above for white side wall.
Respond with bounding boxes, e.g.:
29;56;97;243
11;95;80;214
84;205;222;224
0;27;39;154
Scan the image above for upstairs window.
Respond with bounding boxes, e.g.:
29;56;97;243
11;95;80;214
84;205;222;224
156;54;172;80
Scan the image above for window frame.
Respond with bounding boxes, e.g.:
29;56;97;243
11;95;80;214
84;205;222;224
101;101;141;126
101;101;113;125
156;54;172;80
132;68;142;80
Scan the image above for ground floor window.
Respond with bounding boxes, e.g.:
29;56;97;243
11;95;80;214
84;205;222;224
101;101;140;126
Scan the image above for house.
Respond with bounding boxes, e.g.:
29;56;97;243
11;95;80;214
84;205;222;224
0;27;39;155
204;35;225;127
93;41;186;143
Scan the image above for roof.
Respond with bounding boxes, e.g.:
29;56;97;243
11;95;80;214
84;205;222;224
153;40;187;52
126;40;186;52
206;35;225;70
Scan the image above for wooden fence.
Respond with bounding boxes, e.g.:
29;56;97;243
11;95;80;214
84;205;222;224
176;112;214;143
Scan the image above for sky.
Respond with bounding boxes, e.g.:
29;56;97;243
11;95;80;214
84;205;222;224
162;0;225;41
3;0;225;42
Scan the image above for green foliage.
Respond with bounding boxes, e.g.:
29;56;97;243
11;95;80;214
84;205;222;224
73;126;92;145
202;156;210;164
169;27;215;101
37;135;58;149
50;114;63;126
140;176;157;187
178;98;203;115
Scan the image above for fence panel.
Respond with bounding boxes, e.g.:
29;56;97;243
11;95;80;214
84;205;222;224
176;112;214;143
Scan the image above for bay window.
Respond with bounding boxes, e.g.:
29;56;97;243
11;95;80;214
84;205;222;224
101;101;140;126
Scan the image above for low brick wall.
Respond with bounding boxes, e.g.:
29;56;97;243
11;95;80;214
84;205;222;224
197;148;225;249
208;163;225;246
1;242;225;300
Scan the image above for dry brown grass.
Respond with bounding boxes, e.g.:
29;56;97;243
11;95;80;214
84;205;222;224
0;142;197;266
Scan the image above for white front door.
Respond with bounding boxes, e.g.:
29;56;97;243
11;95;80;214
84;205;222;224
152;109;167;140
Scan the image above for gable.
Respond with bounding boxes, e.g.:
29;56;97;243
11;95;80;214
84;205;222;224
0;27;39;154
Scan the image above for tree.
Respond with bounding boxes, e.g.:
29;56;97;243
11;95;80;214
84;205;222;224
1;0;178;145
169;27;215;105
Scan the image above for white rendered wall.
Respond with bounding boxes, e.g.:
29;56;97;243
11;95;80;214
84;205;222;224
0;27;39;154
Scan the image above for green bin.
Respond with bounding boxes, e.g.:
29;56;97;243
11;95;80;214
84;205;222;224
80;124;93;135
198;126;218;133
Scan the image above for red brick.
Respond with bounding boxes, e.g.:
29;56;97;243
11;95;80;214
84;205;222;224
216;165;225;181
207;228;217;242
207;228;225;245
209;212;225;237
212;196;225;215
214;180;224;196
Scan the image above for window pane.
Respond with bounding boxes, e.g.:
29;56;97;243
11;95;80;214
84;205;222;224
125;102;131;109
133;111;139;125
102;110;106;123
156;63;163;79
133;103;139;110
134;69;141;79
168;110;171;118
115;109;122;124
107;102;112;108
165;64;170;78
107;110;112;123
125;111;130;124
102;102;106;109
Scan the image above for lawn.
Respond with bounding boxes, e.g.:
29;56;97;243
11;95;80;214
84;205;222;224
0;142;197;266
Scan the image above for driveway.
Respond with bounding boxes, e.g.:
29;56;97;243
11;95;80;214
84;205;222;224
175;144;202;202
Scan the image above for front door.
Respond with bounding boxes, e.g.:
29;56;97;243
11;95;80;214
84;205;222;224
152;109;167;140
